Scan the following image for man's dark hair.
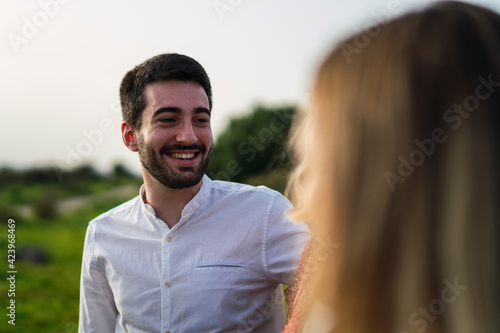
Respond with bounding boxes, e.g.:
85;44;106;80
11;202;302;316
119;53;213;130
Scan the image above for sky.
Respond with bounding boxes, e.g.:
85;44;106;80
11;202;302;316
1;0;499;176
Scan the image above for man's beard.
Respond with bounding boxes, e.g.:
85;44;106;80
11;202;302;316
137;136;213;190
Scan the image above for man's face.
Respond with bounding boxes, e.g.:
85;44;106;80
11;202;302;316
136;80;213;189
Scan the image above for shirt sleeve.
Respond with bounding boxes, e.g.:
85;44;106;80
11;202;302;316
263;193;311;286
79;222;118;333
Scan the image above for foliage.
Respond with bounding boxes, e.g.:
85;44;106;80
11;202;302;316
206;105;296;193
0;165;101;188
31;191;58;220
0;203;20;224
0;164;140;207
0;175;140;333
112;163;134;178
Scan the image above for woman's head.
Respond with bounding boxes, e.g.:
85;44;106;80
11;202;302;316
290;2;500;332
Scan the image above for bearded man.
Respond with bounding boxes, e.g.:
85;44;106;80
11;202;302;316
78;53;310;333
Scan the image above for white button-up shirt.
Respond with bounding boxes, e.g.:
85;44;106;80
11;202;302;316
79;175;310;333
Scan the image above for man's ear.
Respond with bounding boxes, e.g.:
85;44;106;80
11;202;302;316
121;122;139;152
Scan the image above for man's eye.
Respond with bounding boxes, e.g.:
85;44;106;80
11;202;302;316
195;118;209;125
160;118;175;123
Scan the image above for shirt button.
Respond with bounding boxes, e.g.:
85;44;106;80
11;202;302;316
165;236;173;242
164;281;171;288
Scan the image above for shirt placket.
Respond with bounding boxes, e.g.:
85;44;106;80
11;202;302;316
161;229;173;333
160;208;196;333
144;179;207;333
144;202;173;333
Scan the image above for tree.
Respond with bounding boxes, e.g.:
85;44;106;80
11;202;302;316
206;105;296;192
111;163;134;178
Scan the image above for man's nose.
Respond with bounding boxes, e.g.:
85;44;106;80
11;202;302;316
176;121;198;145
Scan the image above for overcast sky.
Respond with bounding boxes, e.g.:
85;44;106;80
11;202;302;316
1;0;499;175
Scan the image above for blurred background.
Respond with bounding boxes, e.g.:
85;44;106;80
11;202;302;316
1;0;499;332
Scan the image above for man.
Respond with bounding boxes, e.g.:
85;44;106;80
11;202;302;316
78;53;310;332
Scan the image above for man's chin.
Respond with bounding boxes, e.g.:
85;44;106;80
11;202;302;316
177;165;197;172
163;175;203;190
160;168;205;189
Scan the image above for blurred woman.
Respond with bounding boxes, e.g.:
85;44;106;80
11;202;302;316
284;2;500;332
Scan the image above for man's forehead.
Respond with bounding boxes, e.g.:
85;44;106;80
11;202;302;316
142;80;209;115
145;80;204;93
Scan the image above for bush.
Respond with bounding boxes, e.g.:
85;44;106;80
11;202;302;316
32;192;58;220
0;203;20;223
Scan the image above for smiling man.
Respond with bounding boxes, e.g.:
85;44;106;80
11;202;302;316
78;53;310;333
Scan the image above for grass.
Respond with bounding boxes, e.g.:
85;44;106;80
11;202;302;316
0;223;86;332
0;178;137;333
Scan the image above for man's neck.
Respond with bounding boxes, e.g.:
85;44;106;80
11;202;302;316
141;175;203;229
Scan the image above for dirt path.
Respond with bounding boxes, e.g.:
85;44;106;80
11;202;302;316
17;184;138;217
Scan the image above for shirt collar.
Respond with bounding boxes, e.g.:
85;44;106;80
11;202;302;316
180;174;211;221
139;175;212;227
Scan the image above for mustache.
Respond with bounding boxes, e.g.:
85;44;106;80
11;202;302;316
159;144;206;154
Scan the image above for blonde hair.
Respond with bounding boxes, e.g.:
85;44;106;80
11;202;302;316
289;2;500;332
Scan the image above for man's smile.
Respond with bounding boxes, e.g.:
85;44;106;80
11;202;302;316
163;150;202;166
169;152;197;160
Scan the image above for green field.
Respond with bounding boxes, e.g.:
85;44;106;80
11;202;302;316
0;167;142;333
1;222;86;333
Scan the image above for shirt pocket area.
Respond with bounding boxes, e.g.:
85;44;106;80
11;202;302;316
188;264;254;330
195;264;246;269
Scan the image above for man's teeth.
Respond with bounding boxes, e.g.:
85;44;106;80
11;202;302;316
171;152;195;160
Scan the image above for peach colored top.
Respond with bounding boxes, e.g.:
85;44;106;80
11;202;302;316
282;241;336;333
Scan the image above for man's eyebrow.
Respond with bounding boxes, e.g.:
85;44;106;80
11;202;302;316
153;107;182;118
152;107;211;118
194;107;211;115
